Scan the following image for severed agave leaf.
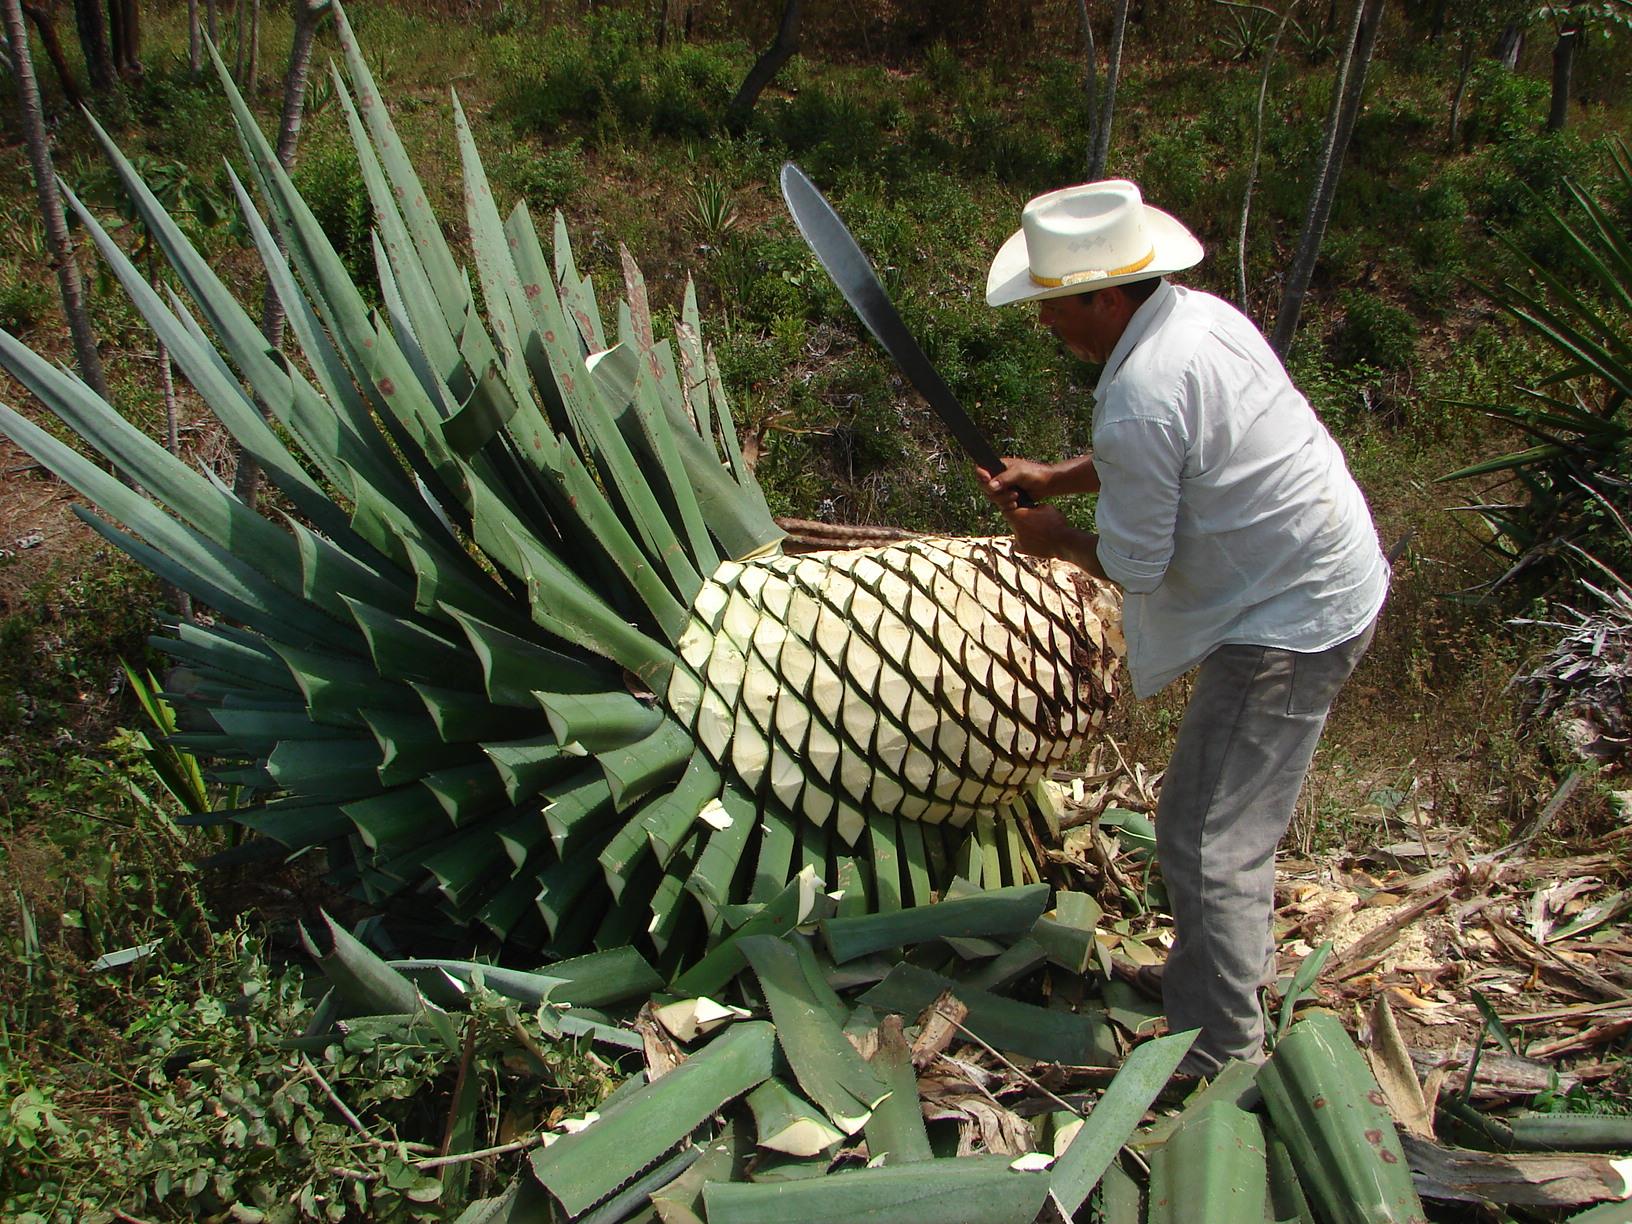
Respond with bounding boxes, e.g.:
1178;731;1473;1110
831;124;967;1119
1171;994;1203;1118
0;1;1123;970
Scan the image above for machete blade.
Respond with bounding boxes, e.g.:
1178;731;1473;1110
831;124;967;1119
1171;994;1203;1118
780;162;1027;497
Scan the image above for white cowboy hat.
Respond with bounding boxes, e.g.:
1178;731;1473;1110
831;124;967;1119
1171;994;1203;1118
985;179;1204;308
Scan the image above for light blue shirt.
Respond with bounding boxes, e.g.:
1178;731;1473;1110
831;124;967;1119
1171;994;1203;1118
1091;281;1388;698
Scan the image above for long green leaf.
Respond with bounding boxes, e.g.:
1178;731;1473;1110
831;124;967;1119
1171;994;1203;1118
704;1156;1049;1224
860;963;1117;1066
529;1020;775;1217
821;883;1050;963
1047;1029;1199;1216
738;934;888;1135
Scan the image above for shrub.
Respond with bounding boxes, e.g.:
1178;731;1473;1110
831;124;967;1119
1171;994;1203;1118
1461;61;1548;147
1330;289;1419;371
761;81;909;183
1139;122;1210;216
292;138;375;295
647;44;740;137
497;139;587;211
0;267;51;334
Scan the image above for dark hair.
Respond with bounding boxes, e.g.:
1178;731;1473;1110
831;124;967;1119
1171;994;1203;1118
1119;276;1163;305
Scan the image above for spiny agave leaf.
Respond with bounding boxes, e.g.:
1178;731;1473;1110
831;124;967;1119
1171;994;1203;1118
3;412;335;649
226;174;447;543
1046;1029;1199;1215
676;279;712;435
0;323;296;583
1094;1157;1144;1223
1145;1101;1269;1224
1265;1125;1316;1224
704;342;763;496
81;123;388;551
302;910;433;1018
820;882;1050;963
1137;1058;1263;1150
1256;1012;1427;1224
331;3;464;328
862;1015;934;1165
738;933;889;1135
703;1156;1050;1224
860;962;1117;1066
746;1077;846;1156
649;1121;747;1222
1031;890;1104;975
669;867;830;999
528;1020;776;1217
960;937;1048;994
1508;1113;1632;1152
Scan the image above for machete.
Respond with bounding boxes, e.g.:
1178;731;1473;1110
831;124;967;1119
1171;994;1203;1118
779;162;1032;505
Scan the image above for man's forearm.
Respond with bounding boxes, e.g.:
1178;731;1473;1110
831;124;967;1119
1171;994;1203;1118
1050;453;1100;497
1056;527;1109;581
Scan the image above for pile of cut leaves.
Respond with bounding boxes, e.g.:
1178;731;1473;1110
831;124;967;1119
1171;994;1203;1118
287;841;1632;1224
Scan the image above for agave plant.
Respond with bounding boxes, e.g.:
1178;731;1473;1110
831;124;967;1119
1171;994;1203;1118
1442;138;1632;590
0;7;1123;969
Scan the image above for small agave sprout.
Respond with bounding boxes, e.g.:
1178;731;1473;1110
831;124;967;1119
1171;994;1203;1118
686;173;740;246
0;2;1123;970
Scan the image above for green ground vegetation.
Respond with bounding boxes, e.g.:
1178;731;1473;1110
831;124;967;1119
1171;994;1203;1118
1;0;1629;1216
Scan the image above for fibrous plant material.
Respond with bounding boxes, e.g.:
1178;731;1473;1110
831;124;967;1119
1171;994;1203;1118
0;2;1123;966
288;886;1606;1221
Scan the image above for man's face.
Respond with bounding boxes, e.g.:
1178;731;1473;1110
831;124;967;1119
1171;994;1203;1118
1037;289;1125;364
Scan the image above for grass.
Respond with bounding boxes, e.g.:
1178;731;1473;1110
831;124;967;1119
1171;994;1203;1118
0;2;1629;1211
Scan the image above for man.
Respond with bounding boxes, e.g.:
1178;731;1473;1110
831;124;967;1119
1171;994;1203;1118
979;180;1387;1076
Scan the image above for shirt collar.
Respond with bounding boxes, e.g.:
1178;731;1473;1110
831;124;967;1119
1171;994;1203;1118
1092;278;1178;402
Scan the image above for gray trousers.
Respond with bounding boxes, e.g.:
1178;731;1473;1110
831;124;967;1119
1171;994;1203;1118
1155;619;1376;1075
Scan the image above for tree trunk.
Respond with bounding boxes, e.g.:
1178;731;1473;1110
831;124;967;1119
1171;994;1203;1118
1236;5;1293;312
3;0;111;402
108;0;139;79
1447;33;1473;149
206;0;216;44
187;0;200;71
1087;0;1129;180
246;0;260;94
70;0;113;90
725;0;799;132
1546;23;1577;132
234;0;245;81
1076;0;1099;177
1493;19;1522;70
20;3;83;107
235;0;328;506
1269;0;1385;359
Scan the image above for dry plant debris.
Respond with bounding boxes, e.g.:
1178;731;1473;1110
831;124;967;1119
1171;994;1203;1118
281;745;1629;1220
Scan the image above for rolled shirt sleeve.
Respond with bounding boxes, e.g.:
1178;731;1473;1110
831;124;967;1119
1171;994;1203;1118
1092;415;1186;595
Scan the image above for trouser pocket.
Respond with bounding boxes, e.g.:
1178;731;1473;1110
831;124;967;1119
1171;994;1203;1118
1286;619;1376;715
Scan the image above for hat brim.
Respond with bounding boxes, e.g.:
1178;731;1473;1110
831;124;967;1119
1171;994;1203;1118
985;205;1204;307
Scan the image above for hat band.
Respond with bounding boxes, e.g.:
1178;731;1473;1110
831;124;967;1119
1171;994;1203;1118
1030;247;1155;288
